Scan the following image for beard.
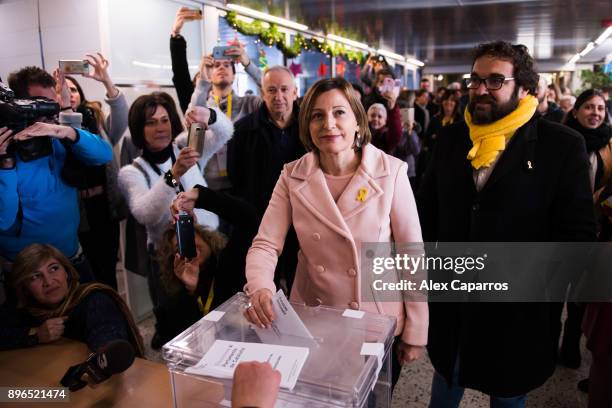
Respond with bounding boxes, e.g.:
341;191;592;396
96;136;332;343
468;89;520;124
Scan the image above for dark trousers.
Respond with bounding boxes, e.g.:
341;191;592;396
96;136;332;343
79;194;119;289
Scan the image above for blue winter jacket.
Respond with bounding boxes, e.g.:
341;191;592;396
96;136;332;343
0;129;112;260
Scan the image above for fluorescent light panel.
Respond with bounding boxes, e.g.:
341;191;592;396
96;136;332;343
568;54;580;64
579;42;595;56
326;34;370;50
377;48;404;61
227;4;308;31
594;26;612;45
406;57;425;67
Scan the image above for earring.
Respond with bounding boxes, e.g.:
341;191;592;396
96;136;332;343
354;131;362;149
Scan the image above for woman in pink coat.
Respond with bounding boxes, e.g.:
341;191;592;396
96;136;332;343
244;77;428;386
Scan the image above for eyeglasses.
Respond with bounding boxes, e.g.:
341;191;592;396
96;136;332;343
465;75;514;90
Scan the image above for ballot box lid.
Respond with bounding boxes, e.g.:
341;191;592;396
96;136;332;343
162;292;396;407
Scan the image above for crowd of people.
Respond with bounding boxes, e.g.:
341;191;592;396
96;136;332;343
1;7;611;407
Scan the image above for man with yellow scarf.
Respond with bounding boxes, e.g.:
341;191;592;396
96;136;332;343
418;41;597;407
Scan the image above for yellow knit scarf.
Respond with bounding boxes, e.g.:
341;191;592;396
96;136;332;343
464;94;538;169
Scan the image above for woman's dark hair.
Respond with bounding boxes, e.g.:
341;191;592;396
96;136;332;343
471;41;539;95
299;77;371;153
65;75;105;132
439;89;460;118
128;92;183;149
572;89;607;116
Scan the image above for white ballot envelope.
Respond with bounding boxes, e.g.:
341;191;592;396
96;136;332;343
186;340;309;390
253;290;314;344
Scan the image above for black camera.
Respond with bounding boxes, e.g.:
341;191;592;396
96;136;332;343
0;81;59;161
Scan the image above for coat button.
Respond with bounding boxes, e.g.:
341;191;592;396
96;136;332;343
349;301;359;310
312;233;321;241
316;265;325;273
315;298;323;306
348;268;357;277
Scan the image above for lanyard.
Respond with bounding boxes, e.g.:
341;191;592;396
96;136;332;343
213;93;232;120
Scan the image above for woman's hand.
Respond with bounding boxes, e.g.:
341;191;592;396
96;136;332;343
396;341;424;365
244;288;275;329
53;69;71;109
14;122;77;142
171;188;200;221
185;106;210;129
382;92;397;110
84;53;119;99
36;317;68;343
171;147;200;179
173;253;200;294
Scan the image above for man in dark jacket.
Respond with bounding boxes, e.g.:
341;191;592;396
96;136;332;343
228;66;305;291
418;41;596;407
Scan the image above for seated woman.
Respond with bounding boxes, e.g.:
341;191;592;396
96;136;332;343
243;77;428;388
0;243;143;355
159;184;260;320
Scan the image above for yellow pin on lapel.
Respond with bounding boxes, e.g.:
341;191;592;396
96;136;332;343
356;188;368;202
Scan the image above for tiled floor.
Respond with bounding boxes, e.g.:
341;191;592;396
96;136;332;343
138;315;591;407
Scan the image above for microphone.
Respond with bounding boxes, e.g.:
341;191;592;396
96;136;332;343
60;340;135;391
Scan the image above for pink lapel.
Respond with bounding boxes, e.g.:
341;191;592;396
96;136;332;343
290;145;389;236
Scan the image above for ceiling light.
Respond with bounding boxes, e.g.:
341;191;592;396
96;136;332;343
568;54;580;65
579;42;595;57
406;57;425;67
594;26;612;45
463;74;471;79
326;34;369;50
377;49;404;61
227;4;308;31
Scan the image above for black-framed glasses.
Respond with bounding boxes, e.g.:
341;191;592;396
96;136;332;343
465;75;514;90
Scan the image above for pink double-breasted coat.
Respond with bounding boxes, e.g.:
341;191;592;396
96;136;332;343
245;144;428;345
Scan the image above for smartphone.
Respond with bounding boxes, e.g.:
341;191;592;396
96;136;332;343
187;123;205;153
400;108;415;124
59;60;90;75
176;214;197;259
212;46;233;60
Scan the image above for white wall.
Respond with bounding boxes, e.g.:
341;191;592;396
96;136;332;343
0;0;105;103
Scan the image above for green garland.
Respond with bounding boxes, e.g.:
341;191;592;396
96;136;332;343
225;11;366;64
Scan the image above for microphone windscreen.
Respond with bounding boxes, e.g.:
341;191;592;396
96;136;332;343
95;340;136;375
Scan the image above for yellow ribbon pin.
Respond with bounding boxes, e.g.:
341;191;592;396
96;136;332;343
357;188;368;202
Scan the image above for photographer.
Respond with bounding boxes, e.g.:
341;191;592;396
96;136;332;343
1;66;112;282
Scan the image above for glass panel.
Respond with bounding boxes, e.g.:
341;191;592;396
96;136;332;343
288;50;330;97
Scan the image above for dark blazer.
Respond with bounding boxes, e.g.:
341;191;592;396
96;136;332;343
227;103;306;292
228;103;305;217
417;115;597;396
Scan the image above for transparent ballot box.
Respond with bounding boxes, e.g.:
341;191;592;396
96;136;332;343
162;293;397;407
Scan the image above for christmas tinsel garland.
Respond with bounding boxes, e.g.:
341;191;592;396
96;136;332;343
225;11;367;64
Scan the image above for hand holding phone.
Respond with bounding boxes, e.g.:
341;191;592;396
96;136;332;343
59;60;90;75
212;46;236;61
187;123;205;154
